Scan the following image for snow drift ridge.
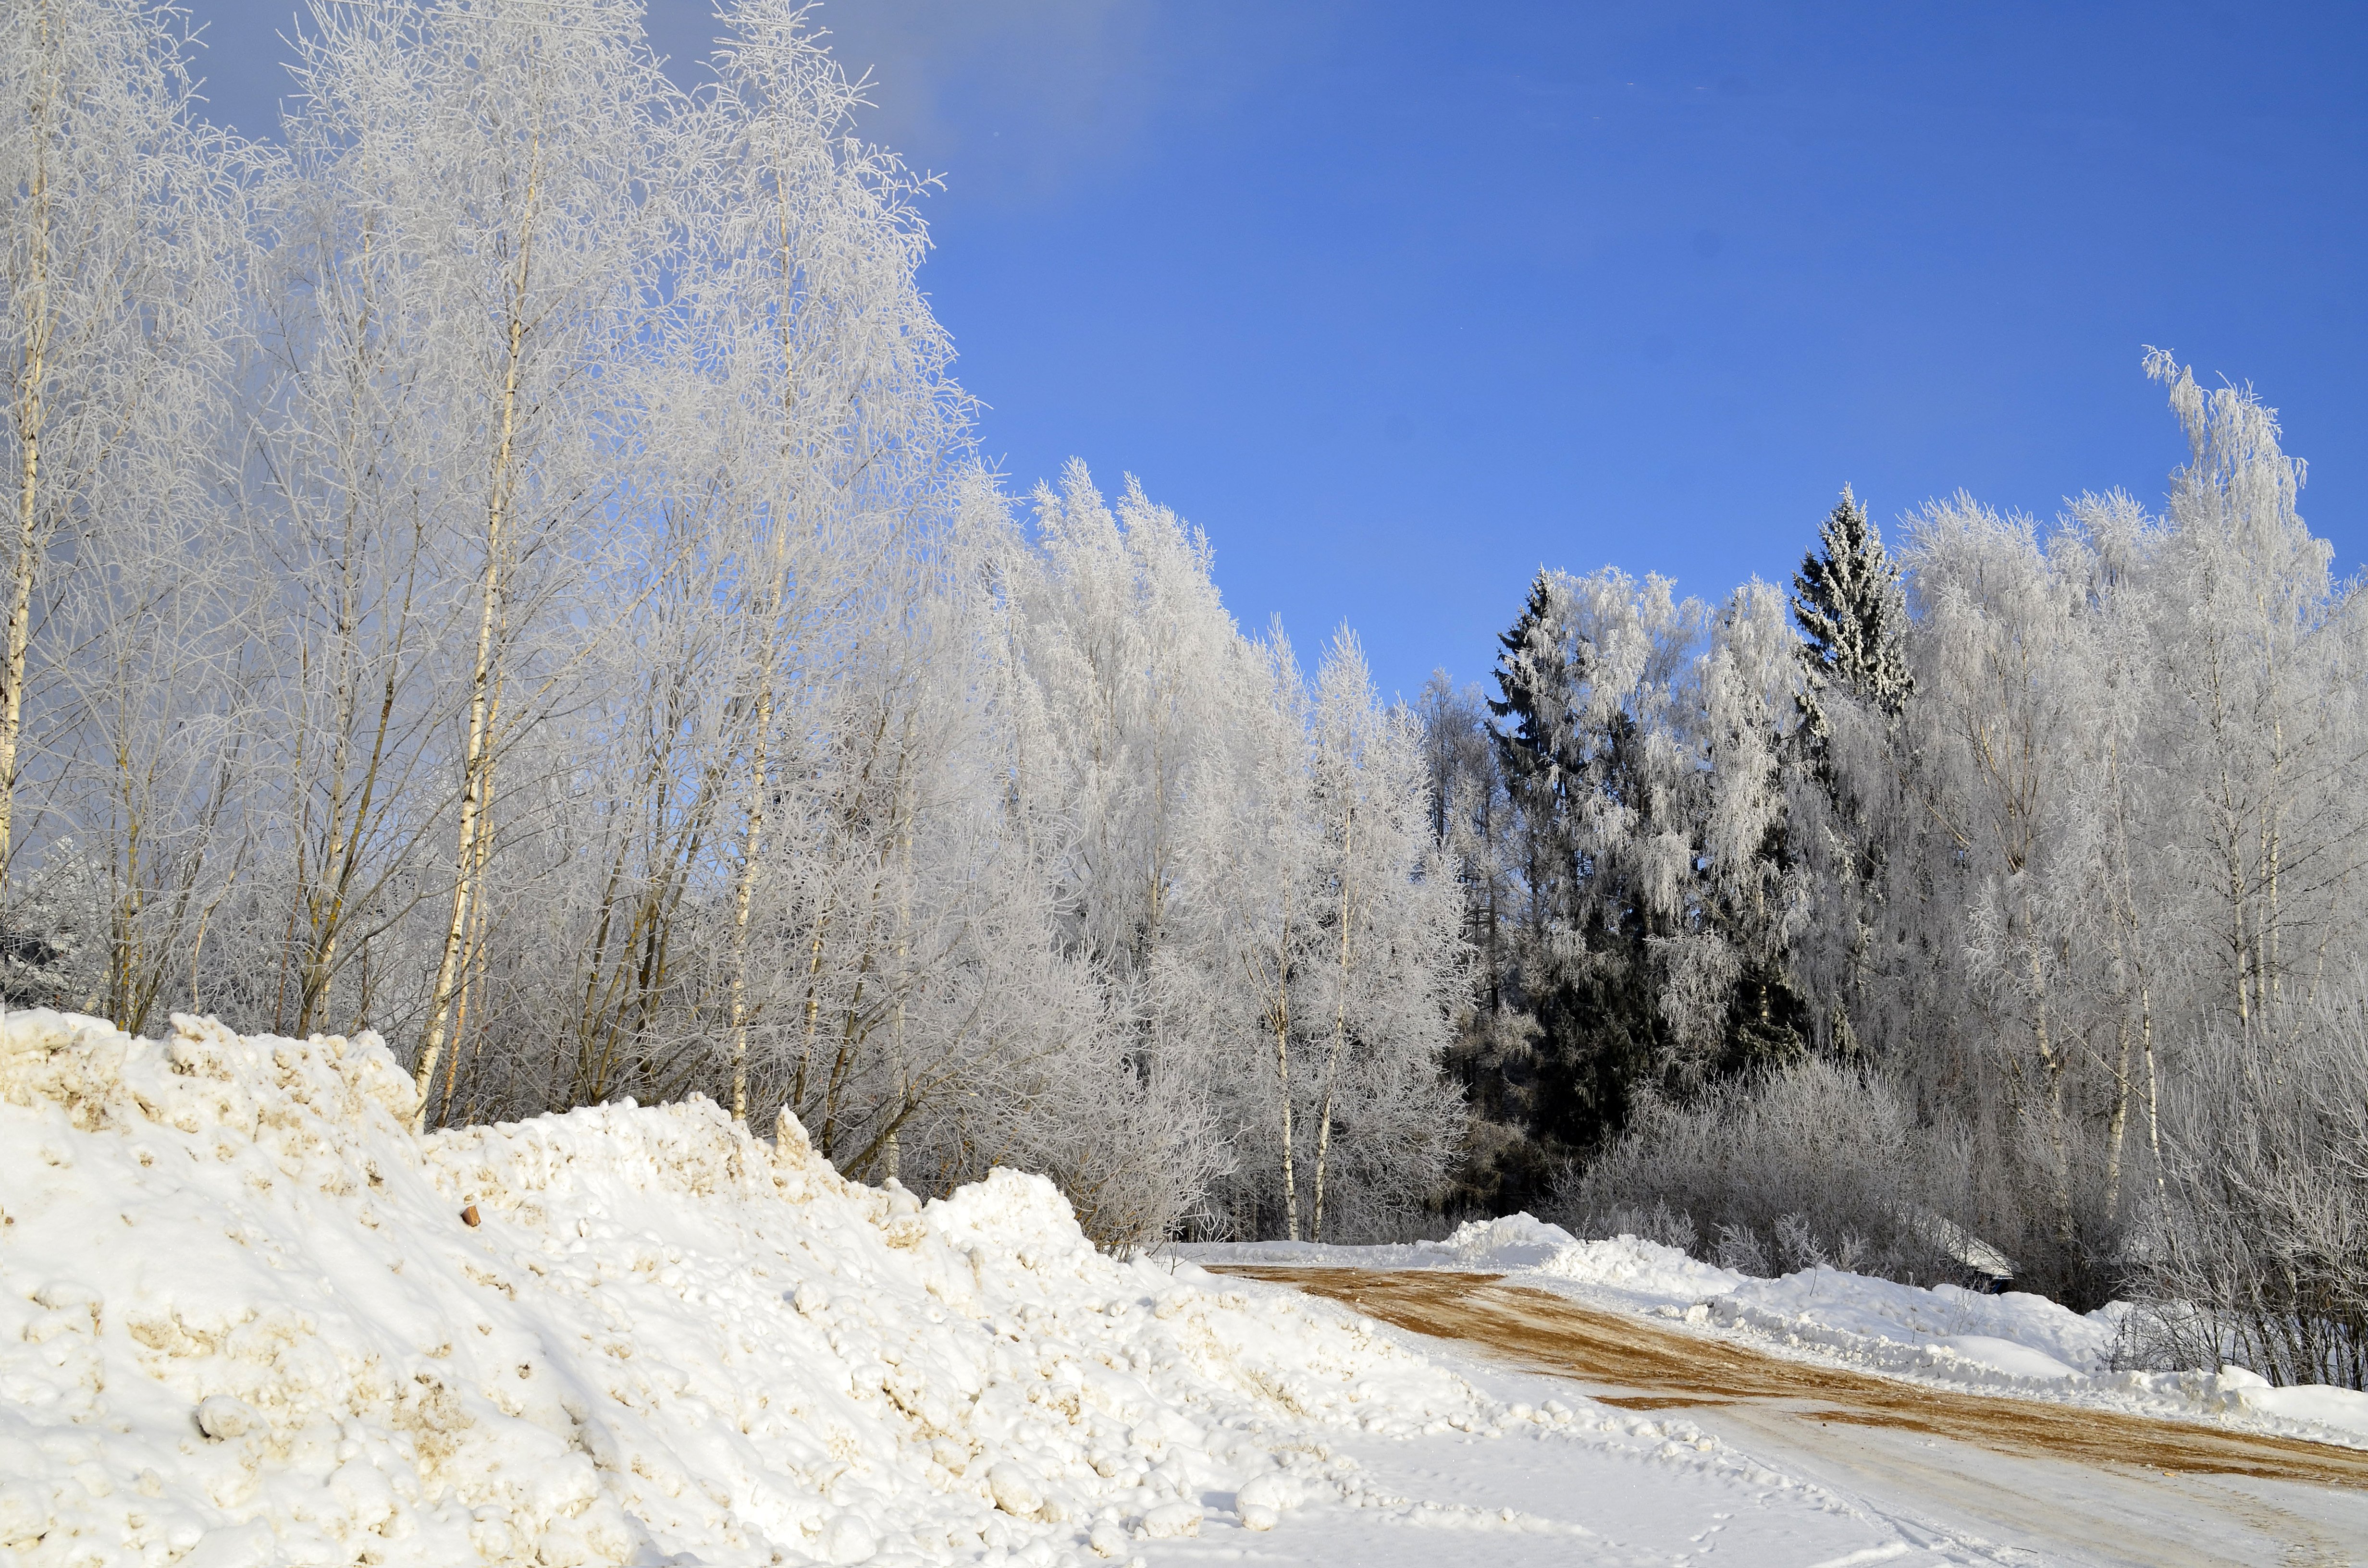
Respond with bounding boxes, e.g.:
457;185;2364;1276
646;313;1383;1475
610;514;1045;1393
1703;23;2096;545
0;1011;1537;1568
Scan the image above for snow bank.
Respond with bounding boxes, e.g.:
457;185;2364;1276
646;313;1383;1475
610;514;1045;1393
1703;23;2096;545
0;1010;1564;1568
1701;1264;2113;1378
2209;1367;2368;1434
1183;1215;2368;1449
1176;1216;1737;1303
1504;1232;1746;1305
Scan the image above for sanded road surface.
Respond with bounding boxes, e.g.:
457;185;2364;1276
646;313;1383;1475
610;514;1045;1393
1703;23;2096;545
1214;1266;2368;1567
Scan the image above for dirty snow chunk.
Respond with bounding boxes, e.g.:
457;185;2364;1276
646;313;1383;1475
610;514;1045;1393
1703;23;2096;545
0;1009;1517;1568
1140;1501;1202;1538
192;1394;258;1440
988;1462;1045;1517
1237;1472;1307;1531
0;1482;45;1548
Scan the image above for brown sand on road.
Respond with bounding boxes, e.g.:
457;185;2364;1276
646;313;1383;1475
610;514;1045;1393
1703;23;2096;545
1211;1265;2368;1491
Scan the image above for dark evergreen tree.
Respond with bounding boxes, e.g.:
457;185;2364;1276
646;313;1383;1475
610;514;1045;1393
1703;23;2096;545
1484;574;1670;1164
1790;488;1910;1060
1486;571;1573;773
1427;564;1831;1215
1792;486;1912;718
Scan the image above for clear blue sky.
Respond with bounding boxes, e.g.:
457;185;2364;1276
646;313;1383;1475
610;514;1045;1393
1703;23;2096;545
189;0;2368;704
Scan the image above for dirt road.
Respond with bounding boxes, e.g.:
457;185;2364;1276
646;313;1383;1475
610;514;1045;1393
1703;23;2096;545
1215;1266;2368;1567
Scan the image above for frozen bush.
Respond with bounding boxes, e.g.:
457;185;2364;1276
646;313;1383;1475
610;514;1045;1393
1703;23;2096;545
1555;1057;1974;1286
2121;1004;2368;1389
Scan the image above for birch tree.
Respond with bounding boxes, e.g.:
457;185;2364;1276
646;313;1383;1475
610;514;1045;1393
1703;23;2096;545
268;0;676;1121
1894;498;2105;1271
1307;629;1461;1241
689;0;966;1119
2143;350;2366;1036
1;0;243;914
1212;626;1316;1236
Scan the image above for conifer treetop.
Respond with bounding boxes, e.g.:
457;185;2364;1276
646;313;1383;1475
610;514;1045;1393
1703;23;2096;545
1791;486;1911;716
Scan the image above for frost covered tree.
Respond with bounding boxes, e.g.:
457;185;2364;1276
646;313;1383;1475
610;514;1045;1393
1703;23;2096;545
1689;580;1810;1071
1783;487;1913;1056
1791;486;1911;720
234;0;682;1122
0;1;1469;1250
982;468;1465;1242
1888;495;2119;1281
1416;672;1540;1211
683;0;966;1120
2140;349;2363;1034
1305;629;1462;1241
1529;355;2368;1315
1440;353;2368;1292
1;0;247;996
1841;359;2368;1302
1213;627;1318;1237
1468;565;1810;1169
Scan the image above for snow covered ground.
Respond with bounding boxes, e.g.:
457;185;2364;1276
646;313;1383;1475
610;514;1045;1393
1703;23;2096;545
1181;1215;2368;1449
4;1010;1971;1568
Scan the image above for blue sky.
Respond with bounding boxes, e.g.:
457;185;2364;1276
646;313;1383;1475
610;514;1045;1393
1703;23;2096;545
190;0;2368;704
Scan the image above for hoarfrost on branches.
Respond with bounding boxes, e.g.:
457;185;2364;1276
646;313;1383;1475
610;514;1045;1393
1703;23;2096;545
0;0;1467;1248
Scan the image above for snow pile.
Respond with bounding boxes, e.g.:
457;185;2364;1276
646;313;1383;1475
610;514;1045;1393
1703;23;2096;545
1219;1216;2123;1387
0;1010;1571;1568
1410;1224;2115;1386
1693;1267;2368;1446
1417;1215;1579;1273
2208;1366;2368;1433
1184;1215;2368;1448
1702;1267;2109;1382
1501;1232;1745;1306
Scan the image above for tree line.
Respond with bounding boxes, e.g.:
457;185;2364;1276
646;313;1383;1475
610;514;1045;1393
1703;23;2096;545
1;0;1463;1248
1427;356;2368;1382
16;4;2364;1377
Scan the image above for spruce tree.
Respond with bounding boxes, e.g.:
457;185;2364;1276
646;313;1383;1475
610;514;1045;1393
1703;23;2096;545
1792;486;1911;717
1790;488;1908;1063
1483;571;1667;1163
1487;570;1571;782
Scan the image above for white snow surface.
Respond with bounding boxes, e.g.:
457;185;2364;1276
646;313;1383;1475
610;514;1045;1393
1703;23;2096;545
0;1011;1533;1566
3;1011;1945;1568
1180;1215;2368;1449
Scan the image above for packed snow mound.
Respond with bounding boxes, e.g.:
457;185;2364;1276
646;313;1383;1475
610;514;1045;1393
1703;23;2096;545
1711;1267;2111;1379
0;1011;1554;1568
2209;1367;2368;1433
1505;1231;1745;1304
1421;1221;2114;1382
1422;1214;1579;1273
